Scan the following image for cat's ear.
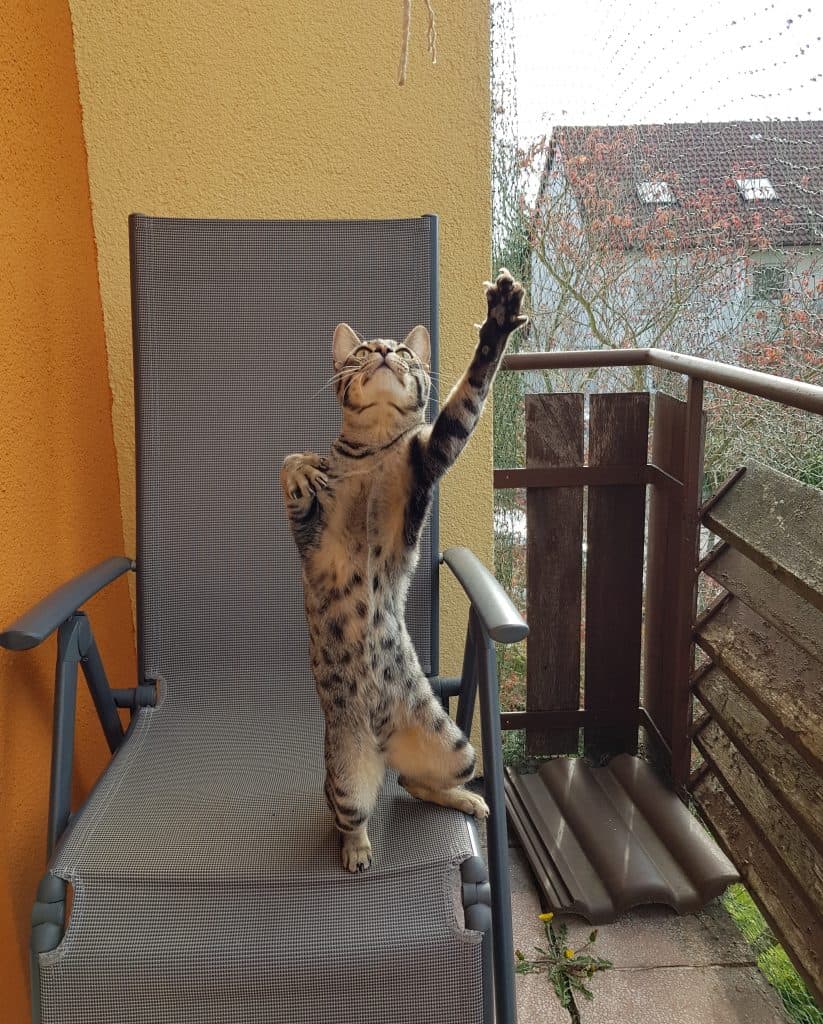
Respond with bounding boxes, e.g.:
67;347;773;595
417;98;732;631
333;323;361;367
403;325;431;368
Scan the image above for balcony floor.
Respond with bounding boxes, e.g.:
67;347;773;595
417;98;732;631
507;843;788;1023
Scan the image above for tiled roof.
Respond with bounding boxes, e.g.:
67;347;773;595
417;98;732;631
544;121;823;249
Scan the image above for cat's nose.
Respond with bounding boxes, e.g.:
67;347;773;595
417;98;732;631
373;343;389;356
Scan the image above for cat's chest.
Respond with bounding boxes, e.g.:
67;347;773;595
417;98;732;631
324;450;408;537
326;474;370;538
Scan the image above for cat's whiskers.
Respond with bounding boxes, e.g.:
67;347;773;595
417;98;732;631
310;367;361;400
418;369;453;397
313;367;452;424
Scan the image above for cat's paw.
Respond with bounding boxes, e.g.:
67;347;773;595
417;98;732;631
341;833;373;873
281;452;329;501
483;268;528;337
457;789;490;820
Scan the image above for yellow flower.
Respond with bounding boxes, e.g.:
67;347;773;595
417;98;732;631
538;912;554;922
564;949;574;959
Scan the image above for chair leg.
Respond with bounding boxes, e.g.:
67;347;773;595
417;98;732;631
477;617;518;1024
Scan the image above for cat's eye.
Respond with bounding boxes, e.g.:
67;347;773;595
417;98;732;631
397;348;414;362
351;347;369;362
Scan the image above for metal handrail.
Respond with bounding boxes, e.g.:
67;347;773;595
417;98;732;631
502;347;823;416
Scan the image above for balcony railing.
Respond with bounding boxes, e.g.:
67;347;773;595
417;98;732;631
495;347;823;1003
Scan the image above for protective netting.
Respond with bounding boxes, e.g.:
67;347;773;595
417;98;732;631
492;3;822;1013
491;0;823;718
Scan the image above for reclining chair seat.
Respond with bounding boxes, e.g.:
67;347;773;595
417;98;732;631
41;675;481;1023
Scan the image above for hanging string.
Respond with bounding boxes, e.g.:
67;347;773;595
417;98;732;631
398;0;412;86
398;0;438;86
424;0;438;65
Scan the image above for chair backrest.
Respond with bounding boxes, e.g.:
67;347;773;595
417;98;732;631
130;215;439;690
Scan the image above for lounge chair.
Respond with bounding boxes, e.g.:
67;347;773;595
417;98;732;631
1;215;526;1024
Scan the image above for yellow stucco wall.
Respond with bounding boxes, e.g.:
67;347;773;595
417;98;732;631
0;1;136;1014
68;0;493;675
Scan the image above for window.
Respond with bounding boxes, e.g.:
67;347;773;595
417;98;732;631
736;177;777;201
752;265;786;301
636;180;675;204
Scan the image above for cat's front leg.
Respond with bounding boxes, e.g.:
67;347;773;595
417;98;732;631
281;451;329;553
281;451;328;501
403;270;526;546
421;269;526;482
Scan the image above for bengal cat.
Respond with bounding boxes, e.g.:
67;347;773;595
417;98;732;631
281;269;526;871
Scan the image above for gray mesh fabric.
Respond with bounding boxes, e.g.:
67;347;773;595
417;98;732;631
40;872;480;1024
43;680;481;1023
38;217;483;1024
49;679;473;880
132;215;436;684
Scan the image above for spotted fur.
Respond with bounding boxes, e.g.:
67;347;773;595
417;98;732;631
281;270;526;872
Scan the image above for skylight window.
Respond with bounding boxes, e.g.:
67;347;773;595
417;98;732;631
637;180;675;204
736;177;777;201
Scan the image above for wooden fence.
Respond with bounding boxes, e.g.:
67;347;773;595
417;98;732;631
691;462;823;1003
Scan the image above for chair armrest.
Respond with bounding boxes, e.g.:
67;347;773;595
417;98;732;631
0;556;134;651
441;547;528;644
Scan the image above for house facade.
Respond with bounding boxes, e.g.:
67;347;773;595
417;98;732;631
528;121;823;390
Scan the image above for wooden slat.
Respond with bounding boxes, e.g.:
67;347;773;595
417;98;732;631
644;393;687;753
695;596;823;772
526;394;584;754
584;392;649;756
493;464;682;489
669;378;705;788
500;708;640;731
703;545;823;664
694;719;823;916
692;771;823;1006
694;666;823;850
495;465;645;488
703;461;823;613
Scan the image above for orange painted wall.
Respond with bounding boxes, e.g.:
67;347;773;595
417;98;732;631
0;1;136;1018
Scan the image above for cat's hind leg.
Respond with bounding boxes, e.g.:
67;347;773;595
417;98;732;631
383;694;489;820
324;722;385;872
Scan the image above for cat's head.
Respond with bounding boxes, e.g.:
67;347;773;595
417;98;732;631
332;323;431;435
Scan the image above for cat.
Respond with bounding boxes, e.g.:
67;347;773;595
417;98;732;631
281;268;526;872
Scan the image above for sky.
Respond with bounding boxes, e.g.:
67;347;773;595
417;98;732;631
508;0;823;141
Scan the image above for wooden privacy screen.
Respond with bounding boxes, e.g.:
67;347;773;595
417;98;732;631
517;392;657;756
691;462;823;1005
494;389;700;762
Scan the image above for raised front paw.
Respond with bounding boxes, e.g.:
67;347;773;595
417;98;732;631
280;452;329;502
483;268;528;338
